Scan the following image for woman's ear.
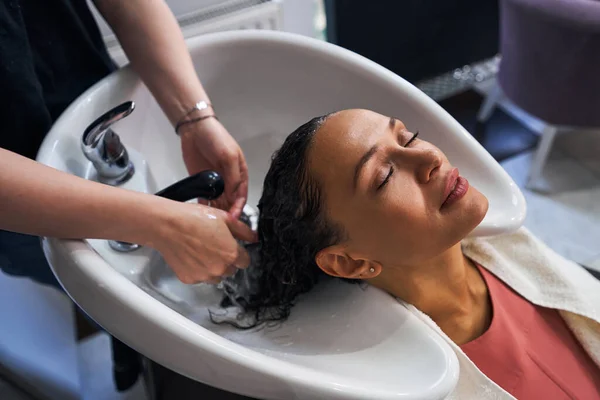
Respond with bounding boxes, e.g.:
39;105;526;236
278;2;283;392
315;246;381;279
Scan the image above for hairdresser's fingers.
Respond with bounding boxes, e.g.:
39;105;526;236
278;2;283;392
176;268;210;285
239;152;249;199
231;244;251;269
226;217;258;243
211;260;238;277
229;197;246;221
221;151;242;210
221;264;238;278
230;153;249;220
206;276;222;285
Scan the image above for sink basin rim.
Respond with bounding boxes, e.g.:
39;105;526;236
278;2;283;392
42;237;458;400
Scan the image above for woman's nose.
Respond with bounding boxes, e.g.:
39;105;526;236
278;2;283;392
413;148;443;184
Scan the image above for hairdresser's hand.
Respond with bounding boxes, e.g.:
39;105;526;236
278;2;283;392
179;117;249;219
151;202;257;284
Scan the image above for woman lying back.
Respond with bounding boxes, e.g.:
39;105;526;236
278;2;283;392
222;109;600;399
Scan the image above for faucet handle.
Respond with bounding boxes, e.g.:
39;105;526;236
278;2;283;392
82;101;136;185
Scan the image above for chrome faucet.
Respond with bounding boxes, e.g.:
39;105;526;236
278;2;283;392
82;101;136;186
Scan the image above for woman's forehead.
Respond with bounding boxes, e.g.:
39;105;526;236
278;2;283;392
314;110;386;153
308;110;390;185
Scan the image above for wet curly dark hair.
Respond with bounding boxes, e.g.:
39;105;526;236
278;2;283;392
213;114;355;328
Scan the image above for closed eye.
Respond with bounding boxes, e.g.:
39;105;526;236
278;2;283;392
404;130;419;147
377;165;394;191
377;131;420;191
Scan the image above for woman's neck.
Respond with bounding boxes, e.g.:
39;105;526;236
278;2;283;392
371;243;492;345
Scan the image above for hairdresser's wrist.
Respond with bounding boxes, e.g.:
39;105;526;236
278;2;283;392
174;97;215;132
149;80;211;126
105;190;173;247
167;87;211;123
176;109;219;138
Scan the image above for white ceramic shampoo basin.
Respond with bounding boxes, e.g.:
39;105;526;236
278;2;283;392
38;31;525;400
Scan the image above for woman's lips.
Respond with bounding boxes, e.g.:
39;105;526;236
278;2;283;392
441;168;469;209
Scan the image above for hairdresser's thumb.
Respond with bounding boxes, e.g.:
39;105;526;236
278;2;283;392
234;244;251;269
226;216;258;243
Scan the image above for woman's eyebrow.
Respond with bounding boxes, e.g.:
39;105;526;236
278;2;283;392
353;117;396;191
353;145;379;191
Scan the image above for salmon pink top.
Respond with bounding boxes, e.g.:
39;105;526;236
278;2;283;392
460;264;600;399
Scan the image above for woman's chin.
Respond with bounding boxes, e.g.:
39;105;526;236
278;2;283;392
464;187;489;228
445;186;489;239
474;187;489;216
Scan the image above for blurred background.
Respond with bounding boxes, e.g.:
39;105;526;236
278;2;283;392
2;0;599;399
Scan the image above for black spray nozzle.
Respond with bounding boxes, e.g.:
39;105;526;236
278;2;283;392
155;170;224;202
